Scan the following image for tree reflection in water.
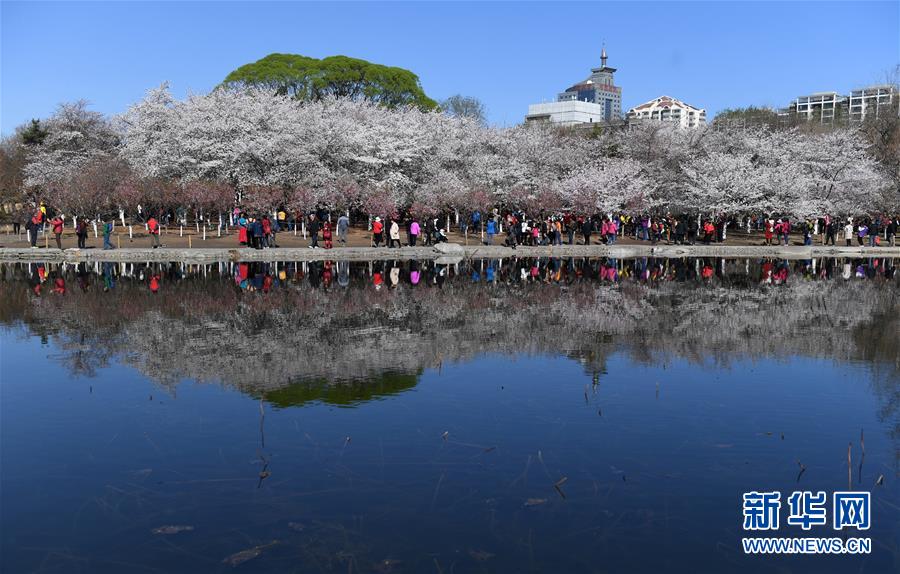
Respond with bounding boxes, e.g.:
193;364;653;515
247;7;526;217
0;257;897;417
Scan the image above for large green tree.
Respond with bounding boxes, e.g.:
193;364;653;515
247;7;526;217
222;53;437;110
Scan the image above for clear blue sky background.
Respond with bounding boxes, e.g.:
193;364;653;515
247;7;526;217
2;1;898;135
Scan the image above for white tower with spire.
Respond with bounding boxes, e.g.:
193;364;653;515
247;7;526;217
554;46;621;121
524;45;624;125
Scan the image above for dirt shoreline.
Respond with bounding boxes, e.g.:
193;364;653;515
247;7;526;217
1;244;897;263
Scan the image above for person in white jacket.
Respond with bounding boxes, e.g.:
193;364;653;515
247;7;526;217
844;220;854;246
389;219;401;248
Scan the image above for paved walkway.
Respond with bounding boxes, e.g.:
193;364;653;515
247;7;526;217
1;244;897;263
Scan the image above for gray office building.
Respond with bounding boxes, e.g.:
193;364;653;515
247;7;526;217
525;47;623;125
556;47;622;121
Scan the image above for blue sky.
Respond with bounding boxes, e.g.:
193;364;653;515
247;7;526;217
2;1;898;134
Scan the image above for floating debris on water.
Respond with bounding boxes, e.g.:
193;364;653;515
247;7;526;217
441;431;449;440
223;548;262;567
876;474;884;486
524;498;547;507
554;476;568;488
469;549;495;561
257;454;271;488
151;525;194;535
373;558;402;573
287;522;305;532
222;541;278;567
796;460;807;483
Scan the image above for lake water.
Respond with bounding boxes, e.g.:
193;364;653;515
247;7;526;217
1;257;898;574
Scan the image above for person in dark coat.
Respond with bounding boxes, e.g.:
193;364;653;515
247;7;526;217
581;217;592;245
308;214;320;248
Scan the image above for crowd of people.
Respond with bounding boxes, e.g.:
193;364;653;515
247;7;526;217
10;202;900;250
358;211;900;249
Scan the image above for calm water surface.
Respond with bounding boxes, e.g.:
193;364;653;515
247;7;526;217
1;257;898;574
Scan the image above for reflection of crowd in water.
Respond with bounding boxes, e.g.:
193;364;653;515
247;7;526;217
12;256;898;296
21;261;170;295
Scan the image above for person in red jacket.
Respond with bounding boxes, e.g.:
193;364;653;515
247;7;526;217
261;216;272;248
322;221;333;249
237;213;248;245
147;216;160;248
149;274;160;293
372;217;384;247
702;221;716;244
51;215;64;249
76;218;88;248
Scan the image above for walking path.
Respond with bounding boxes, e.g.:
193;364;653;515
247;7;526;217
1;244;897;263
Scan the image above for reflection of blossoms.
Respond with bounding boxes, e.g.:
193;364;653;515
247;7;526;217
2;258;897;392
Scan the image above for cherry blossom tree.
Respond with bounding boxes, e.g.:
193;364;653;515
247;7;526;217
23;83;895;222
562;159;645;214
24;101;121;210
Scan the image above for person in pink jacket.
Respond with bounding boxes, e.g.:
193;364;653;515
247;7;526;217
606;217;618;244
409;219;421;246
